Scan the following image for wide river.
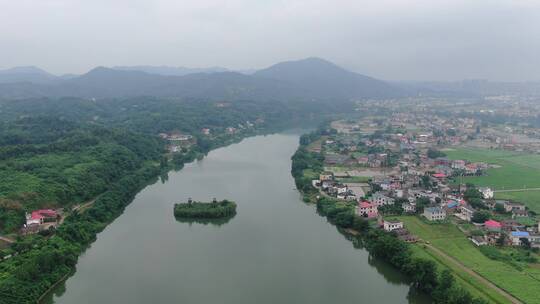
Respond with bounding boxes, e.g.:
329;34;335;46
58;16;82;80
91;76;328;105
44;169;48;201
45;132;429;304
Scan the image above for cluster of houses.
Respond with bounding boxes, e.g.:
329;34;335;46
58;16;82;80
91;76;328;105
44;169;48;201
310;119;540;250
470;219;540;248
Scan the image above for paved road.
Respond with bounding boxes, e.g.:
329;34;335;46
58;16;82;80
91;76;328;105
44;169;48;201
424;244;522;304
495;187;540;193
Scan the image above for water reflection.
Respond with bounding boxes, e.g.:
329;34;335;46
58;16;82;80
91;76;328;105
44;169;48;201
45;134;430;304
174;215;235;227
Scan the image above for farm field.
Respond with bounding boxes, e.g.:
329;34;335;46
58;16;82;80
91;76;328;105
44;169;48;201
397;216;540;304
495;191;540;214
445;148;540;212
410;244;510;304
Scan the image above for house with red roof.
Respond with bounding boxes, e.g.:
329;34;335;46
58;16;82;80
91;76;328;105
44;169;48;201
356;201;378;218
432;173;446;179
26;209;57;226
484;220;502;232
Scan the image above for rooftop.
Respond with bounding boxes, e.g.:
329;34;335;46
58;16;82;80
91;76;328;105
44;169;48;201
511;231;530;237
484;220;502;228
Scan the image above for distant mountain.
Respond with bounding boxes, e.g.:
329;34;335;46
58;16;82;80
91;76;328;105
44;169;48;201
0;66;58;84
254;57;402;99
0;58;404;101
113;65;230;76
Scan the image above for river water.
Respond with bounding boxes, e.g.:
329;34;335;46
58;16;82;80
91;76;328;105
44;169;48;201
45;133;429;304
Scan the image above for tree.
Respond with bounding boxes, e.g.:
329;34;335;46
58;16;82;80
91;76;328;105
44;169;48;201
496;234;506;247
159;156;168;169
432;270;455;303
463;187;482;201
416;197;430;214
471;211;490;223
468;197;487;210
406;258;438;292
421;175;432;189
427;148;446;159
352;217;369;232
520;237;531;249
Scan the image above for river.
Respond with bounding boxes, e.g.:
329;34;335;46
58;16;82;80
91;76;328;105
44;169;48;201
44;132;429;304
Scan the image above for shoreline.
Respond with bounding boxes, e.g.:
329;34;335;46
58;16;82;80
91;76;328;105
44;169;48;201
290;128;514;304
36;271;72;304
34;131;276;304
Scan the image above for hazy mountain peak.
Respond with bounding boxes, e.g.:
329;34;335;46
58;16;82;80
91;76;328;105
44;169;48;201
112;65;230;76
0;66;57;84
254;57;400;99
0;58;403;100
0;66;52;75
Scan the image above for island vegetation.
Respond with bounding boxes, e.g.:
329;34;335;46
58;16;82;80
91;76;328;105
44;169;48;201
174;199;237;219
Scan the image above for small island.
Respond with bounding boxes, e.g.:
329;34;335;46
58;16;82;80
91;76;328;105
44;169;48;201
174;198;237;219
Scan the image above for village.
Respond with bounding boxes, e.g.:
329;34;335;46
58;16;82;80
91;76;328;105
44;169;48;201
309;115;540;250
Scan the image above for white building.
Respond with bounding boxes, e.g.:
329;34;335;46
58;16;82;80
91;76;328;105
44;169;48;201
458;205;475;222
478;187;494;199
423;207;446;221
383;220;404;232
371;192;395;207
402;202;416;213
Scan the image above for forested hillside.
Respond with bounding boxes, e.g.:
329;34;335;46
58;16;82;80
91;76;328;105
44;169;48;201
0;117;164;233
0;97;346;134
0;97;347;234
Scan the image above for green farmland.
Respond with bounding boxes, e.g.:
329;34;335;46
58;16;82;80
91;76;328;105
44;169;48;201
445;148;540;212
397;216;540;304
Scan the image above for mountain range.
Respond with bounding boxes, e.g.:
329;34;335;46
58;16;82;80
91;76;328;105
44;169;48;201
0;58;404;100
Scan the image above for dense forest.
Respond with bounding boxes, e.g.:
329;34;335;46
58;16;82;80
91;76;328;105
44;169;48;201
0;97;348;232
0;117;163;233
0;97;350;135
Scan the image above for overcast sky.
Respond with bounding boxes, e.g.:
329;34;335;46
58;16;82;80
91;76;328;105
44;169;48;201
1;0;539;81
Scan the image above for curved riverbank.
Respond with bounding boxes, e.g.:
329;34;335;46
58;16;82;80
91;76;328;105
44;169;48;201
42;133;427;304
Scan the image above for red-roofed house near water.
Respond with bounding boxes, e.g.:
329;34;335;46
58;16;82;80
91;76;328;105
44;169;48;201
356;201;378;218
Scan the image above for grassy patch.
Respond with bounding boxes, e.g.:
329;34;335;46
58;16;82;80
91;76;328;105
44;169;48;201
410;244;510;304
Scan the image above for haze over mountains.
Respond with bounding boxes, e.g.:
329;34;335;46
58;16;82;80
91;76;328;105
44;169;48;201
1;58;538;101
112;66;232;76
0;58;403;101
0;66;58;84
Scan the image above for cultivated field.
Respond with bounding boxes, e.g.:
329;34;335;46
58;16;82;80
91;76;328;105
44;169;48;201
445;148;540;212
397;216;540;304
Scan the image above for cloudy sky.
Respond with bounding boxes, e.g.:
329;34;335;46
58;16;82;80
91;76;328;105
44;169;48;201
1;0;539;81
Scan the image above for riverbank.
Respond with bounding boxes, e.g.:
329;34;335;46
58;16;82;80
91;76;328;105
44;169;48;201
0;128;271;304
291;127;492;304
42;132;427;304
